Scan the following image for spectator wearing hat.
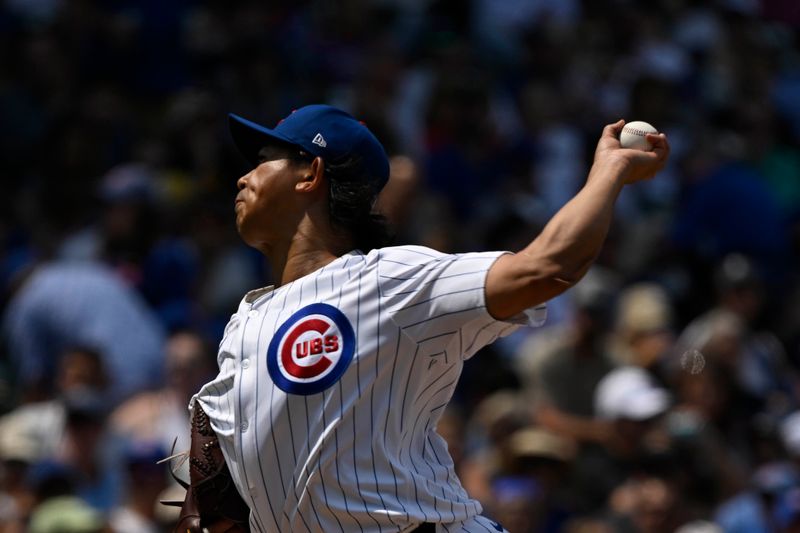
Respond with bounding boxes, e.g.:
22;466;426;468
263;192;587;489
597;366;738;523
460;391;532;508
511;269;626;513
514;268;620;448
571;366;675;512
491;427;577;533
608;283;675;375
465;422;577;533
594;366;671;457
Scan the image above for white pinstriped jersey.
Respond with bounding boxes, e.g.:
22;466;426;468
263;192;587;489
193;245;546;532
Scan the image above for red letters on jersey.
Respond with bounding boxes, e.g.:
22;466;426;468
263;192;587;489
281;318;339;379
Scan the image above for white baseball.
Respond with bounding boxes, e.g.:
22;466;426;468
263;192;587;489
620;121;658;151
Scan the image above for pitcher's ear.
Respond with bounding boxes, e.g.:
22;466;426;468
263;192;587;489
295;157;325;192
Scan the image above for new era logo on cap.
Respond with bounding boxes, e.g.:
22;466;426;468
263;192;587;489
312;133;327;148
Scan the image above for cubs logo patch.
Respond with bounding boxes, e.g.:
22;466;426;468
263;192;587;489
267;303;355;395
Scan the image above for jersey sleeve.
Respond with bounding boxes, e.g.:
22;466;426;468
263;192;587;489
377;246;547;360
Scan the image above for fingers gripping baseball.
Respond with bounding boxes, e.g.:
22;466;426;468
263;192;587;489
595;120;670;185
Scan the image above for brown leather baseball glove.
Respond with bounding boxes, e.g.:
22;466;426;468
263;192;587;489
161;404;251;533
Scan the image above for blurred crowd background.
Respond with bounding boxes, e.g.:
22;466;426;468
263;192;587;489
1;0;799;531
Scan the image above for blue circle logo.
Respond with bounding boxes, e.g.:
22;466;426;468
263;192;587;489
267;303;355;395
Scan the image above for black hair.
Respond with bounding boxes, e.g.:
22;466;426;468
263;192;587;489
280;145;392;251
323;155;392;252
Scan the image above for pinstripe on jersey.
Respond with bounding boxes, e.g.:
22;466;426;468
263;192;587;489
193;245;546;532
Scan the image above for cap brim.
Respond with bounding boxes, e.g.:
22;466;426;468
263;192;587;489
228;113;299;167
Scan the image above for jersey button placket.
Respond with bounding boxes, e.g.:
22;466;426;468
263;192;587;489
238;306;259;440
241;305;259;374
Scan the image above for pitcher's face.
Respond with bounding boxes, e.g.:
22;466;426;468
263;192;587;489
235;145;311;247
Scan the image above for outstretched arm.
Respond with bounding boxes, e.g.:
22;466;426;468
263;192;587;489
486;120;670;320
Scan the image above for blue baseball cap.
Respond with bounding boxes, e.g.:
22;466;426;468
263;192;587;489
229;105;390;191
